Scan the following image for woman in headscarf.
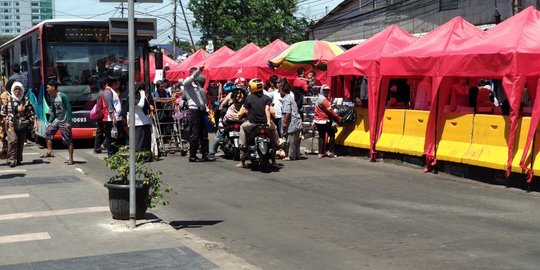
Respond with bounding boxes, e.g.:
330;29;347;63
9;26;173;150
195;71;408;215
0;82;35;167
0;79;16;159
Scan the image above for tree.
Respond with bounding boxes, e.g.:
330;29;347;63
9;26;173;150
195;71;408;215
188;0;308;50
174;40;195;53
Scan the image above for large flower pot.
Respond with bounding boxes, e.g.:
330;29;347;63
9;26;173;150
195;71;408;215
104;182;149;220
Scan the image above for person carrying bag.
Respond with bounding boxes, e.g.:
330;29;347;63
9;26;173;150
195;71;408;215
0;82;35;167
313;85;342;158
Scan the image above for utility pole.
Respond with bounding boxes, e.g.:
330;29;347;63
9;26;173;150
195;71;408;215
127;0;136;229
172;0;177;58
178;0;195;51
120;2;125;18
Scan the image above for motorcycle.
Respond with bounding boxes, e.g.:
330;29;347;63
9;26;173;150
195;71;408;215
245;124;276;172
221;120;243;160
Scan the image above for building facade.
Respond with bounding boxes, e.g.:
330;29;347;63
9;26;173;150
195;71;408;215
0;0;53;36
307;0;540;46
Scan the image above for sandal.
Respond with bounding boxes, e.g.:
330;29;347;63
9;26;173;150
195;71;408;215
65;160;74;165
235;163;247;168
40;152;55;158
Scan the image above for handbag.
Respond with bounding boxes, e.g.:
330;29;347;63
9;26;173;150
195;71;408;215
336;107;356;124
10;97;33;133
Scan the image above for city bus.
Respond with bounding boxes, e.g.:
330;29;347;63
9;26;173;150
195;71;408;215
0;19;152;140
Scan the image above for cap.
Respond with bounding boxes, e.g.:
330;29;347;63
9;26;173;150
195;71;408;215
320;84;330;94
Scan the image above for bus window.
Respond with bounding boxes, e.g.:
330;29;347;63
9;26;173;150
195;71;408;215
45;43;143;111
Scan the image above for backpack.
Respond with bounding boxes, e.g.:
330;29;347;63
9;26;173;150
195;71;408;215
90;92;105;120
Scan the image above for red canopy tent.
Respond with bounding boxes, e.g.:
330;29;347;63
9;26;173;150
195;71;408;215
378;17;485;168
327;25;416;159
232;39;296;81
436;7;540;179
207;43;261;81
328;25;415;77
199;46;235;82
167;49;210;82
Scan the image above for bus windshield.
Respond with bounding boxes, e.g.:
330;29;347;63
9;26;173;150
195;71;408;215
45;43;144;111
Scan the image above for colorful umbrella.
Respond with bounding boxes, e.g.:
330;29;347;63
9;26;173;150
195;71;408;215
269;40;345;70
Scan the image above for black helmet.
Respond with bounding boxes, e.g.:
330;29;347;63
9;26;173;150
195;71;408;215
107;63;129;85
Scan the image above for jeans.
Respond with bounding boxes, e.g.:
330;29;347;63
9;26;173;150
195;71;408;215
209;128;223;156
273;117;282;138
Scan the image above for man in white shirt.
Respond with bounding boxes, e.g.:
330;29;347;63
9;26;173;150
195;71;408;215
182;66;214;162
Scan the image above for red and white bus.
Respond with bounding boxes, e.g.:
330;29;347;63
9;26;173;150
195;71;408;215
0;19;152;140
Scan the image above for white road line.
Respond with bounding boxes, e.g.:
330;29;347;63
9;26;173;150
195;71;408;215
0;232;51;244
0;169;27;174
22;152;39;156
0;206;109;221
0;194;30;200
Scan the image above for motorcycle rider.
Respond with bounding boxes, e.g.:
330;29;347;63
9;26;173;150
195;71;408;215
208;86;245;159
236;78;279;168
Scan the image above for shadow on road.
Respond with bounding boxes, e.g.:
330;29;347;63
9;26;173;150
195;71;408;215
0;173;26;179
169;220;224;230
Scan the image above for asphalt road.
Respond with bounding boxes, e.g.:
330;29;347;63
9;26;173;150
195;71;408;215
74;141;540;270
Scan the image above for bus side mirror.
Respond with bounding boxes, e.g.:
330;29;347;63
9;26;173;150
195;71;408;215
32;66;41;86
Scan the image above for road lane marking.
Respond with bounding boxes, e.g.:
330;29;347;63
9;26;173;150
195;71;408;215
0;194;30;200
0;206;109;221
22;152;39;156
0;232;51;244
0;169;27;174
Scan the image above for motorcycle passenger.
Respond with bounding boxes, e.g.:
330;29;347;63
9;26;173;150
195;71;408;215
218;81;235;117
236;78;279;168
208;85;243;159
224;88;246;124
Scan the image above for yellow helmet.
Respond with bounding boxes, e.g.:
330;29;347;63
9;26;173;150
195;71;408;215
248;78;264;94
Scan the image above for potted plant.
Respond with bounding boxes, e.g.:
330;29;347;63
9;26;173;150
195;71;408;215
104;146;171;220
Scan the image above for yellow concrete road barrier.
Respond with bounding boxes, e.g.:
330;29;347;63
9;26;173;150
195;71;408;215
394;110;429;156
511;117;532;173
344;108;370;149
462;115;509;170
531;130;540;175
376;109;406;153
335;108;370;149
436;113;474;163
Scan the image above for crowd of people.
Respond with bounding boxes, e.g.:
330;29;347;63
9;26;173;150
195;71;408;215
159;66;343;167
3;55;527;172
0;64;75;167
0;61;345;169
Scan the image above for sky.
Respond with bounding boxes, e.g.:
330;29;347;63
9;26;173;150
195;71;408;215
53;0;343;45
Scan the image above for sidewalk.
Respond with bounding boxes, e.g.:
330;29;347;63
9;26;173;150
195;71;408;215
0;142;257;270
